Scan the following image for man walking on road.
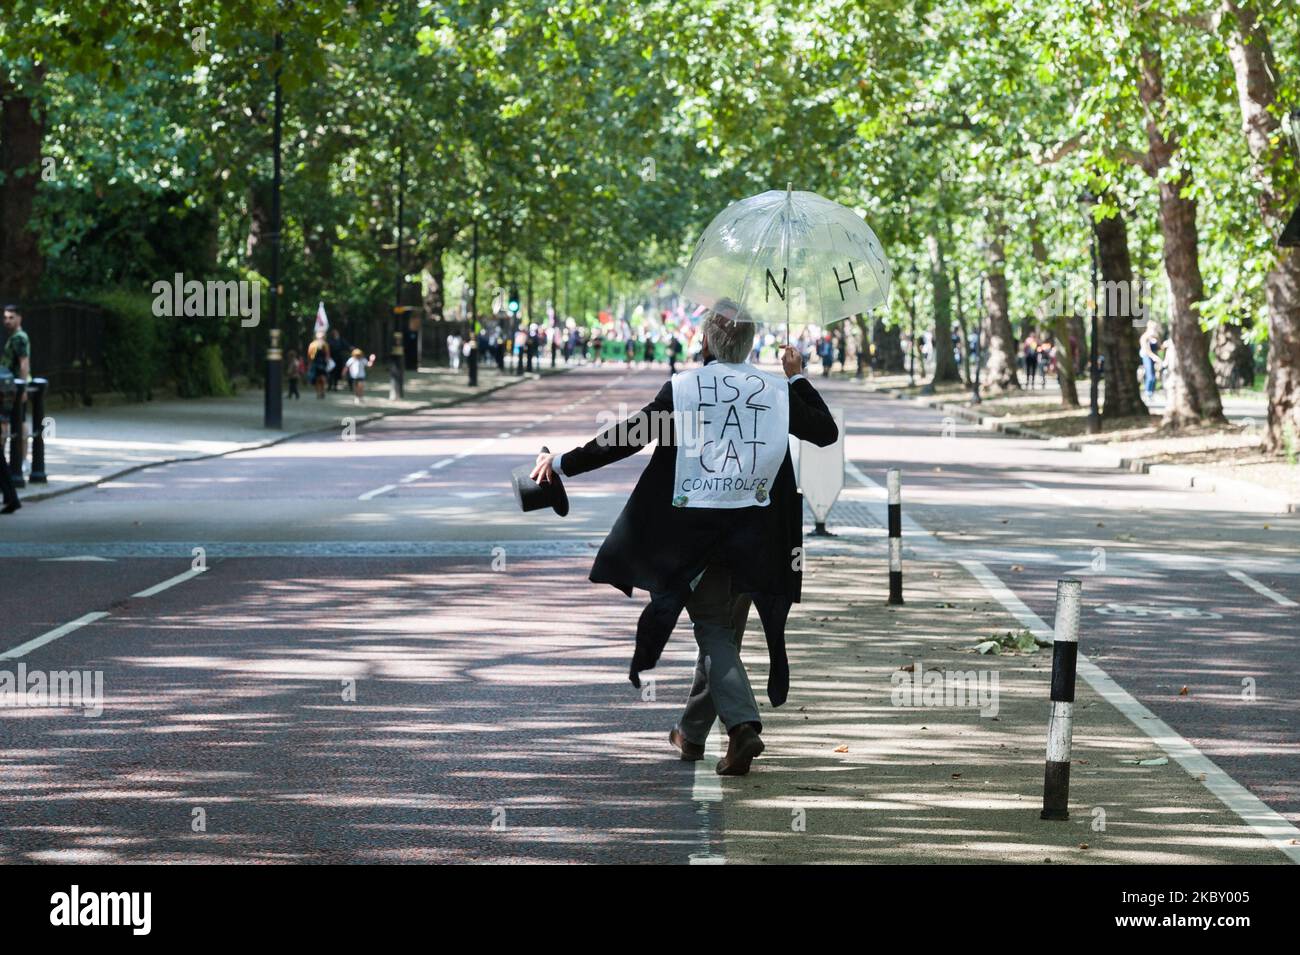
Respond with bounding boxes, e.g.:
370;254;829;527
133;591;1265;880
530;300;838;775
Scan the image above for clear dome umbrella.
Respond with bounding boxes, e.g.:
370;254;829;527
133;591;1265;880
679;184;892;339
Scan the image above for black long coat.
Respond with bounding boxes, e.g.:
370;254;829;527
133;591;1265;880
557;365;838;705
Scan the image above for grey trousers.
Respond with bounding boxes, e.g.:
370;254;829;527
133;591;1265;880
677;565;761;745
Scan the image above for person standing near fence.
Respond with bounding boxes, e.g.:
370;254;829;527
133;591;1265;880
2;305;31;507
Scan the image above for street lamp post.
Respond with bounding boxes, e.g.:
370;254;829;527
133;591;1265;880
908;264;918;388
263;31;284;430
389;142;405;400
1081;192;1101;433
973;274;984;404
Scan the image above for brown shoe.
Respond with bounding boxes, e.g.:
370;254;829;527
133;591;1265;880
669;727;705;761
715;723;764;776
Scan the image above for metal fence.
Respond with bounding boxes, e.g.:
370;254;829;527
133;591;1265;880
1;301;106;406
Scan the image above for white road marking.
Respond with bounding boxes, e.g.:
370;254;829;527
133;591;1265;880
846;451;1300;863
688;721;728;864
400;470;429;484
431;459;452;470
39;556;115;563
1022;480;1087;508
0;612;110;660
959;559;1054;644
843;459;884;493
133;566;208;597
1227;569;1298;608
358;484;397;501
963;557;1300;864
691;719;725;803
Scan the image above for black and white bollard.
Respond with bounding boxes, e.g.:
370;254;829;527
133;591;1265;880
1040;578;1082;821
887;468;903;605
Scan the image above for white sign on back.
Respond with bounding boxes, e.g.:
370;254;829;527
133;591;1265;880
797;406;845;523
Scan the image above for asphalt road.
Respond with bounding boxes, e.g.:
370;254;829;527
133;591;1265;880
1;363;1296;862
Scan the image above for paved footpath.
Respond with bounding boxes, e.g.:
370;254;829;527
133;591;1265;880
14;363;560;501
0;364;1295;864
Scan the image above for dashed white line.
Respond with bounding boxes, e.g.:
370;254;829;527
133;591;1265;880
0;612;110;660
688;720;727;864
358;484;397;501
133;566;208;597
1227;569;1298;607
690;720;726;803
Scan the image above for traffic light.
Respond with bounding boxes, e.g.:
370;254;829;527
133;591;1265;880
507;283;521;315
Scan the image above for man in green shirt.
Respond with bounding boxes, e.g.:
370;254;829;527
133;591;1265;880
2;304;30;380
1;304;29;513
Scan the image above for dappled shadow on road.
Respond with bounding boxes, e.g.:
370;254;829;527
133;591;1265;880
0;557;710;864
719;557;1291;864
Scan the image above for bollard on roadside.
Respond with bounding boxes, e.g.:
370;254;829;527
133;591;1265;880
389;330;404;400
887;467;903;605
1040;578;1082;821
28;378;47;483
8;378;26;488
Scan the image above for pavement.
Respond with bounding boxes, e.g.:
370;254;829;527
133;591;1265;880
9;361;566;502
864;373;1297;512
0;362;1296;864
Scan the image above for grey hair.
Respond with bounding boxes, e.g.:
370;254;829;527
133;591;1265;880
701;298;755;363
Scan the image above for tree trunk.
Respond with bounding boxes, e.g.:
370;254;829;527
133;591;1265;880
952;269;971;385
853;313;870;377
1093;203;1149;420
1029;221;1079;407
1211;322;1254;390
1138;47;1225;427
873;316;904;372
981;226;1020;391
1220;0;1300;452
0;70;47;299
926;233;961;386
423;244;447;363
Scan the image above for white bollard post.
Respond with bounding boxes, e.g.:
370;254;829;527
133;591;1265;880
1040;578;1082;821
887;468;903;605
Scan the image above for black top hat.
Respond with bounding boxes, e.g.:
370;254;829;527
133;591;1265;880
511;446;569;517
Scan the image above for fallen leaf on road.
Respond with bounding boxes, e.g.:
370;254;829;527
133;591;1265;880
833;744;849;753
899;663;915;672
951;773;962;779
1078;843;1089;850
1010;564;1024;572
1179;686;1189;696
